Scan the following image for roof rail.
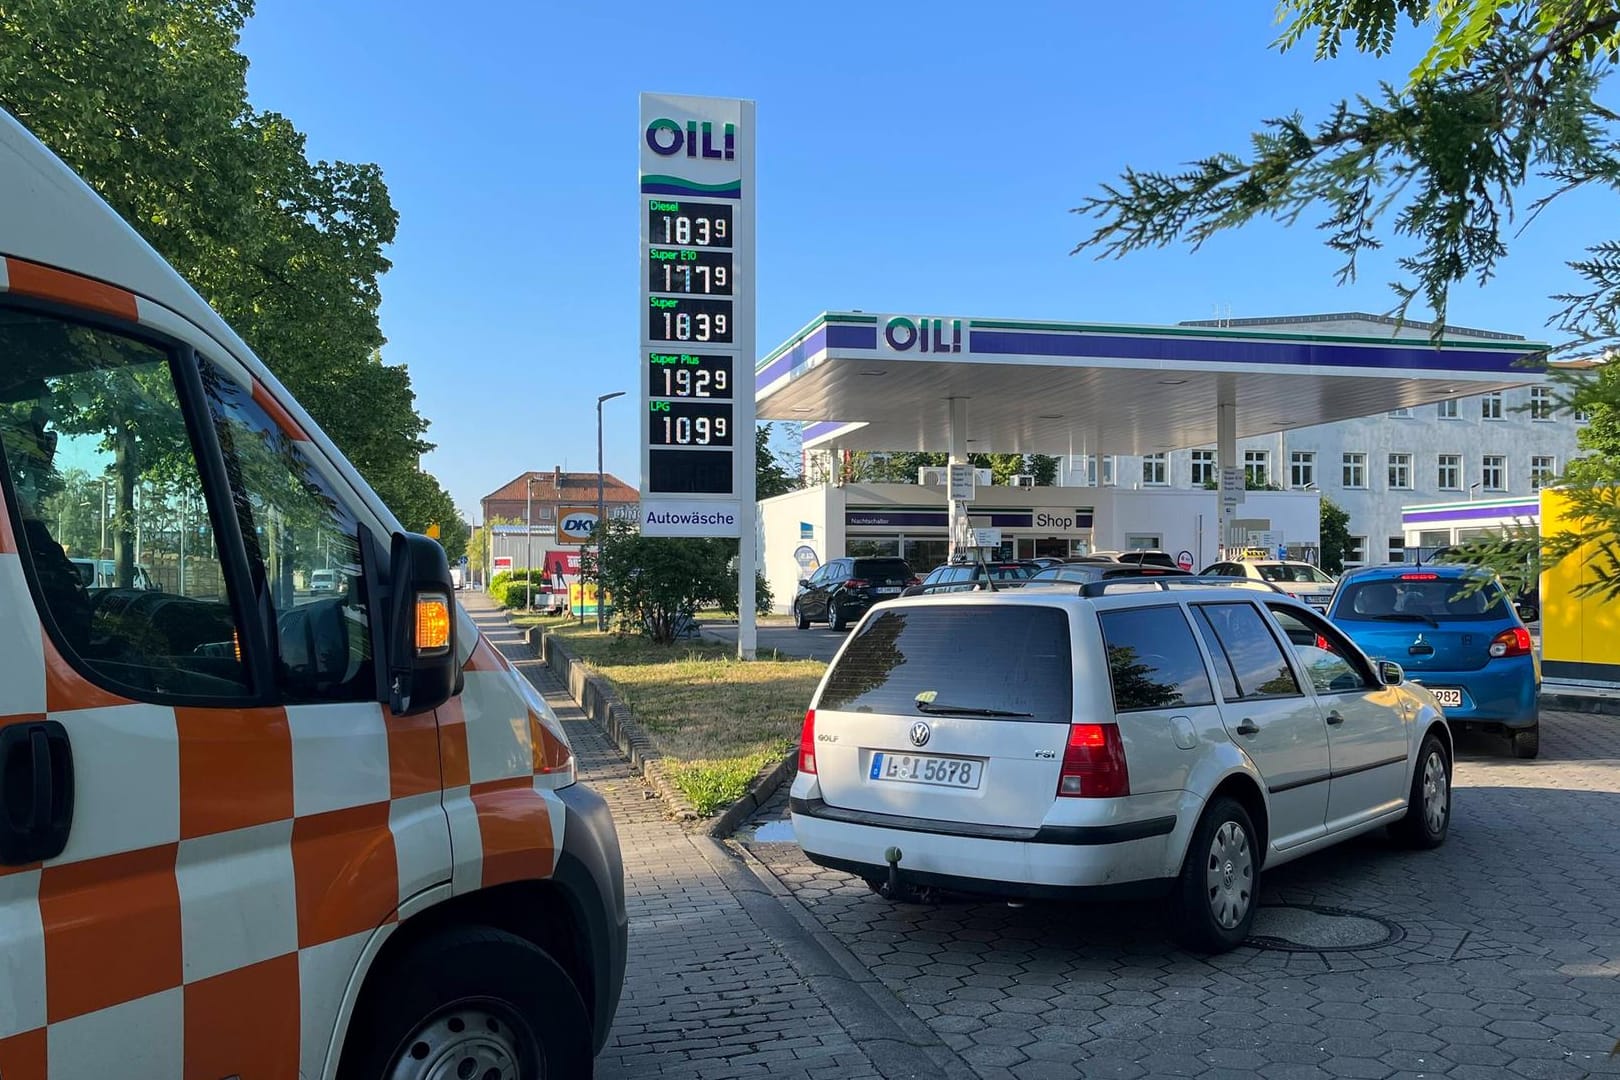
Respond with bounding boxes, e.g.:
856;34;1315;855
1078;575;1288;598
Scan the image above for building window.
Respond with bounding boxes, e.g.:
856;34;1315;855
1345;536;1367;566
1388;536;1406;563
1437;454;1462;490
1481;392;1504;421
1482;455;1505;491
1530;386;1554;421
1575;408;1590;423
1083;455;1098;485
1290;451;1315;489
1191;449;1217;487
1531;455;1556;491
1388;407;1413;418
1342;452;1367;488
1101;455;1116;486
1244;450;1270;488
1142;453;1168;485
1437;399;1460;419
1387;452;1412;490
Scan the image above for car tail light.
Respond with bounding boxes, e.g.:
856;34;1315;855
908;575;922;587
843;578;869;590
1057;723;1129;798
1401;572;1439;581
1489;626;1533;658
1315;634;1331;651
799;709;817;774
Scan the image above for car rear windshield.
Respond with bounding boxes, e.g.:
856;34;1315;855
989;564;1036;580
817;605;1072;723
1337;576;1511;621
853;559;913;584
1256;564;1334;584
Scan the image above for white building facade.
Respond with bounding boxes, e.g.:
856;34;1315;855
1053;314;1583;568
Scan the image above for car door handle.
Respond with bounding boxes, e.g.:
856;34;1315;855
1326;711;1346;725
1234;719;1260;736
0;720;74;865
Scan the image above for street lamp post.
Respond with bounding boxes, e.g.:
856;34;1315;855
596;391;627;632
525;476;538;612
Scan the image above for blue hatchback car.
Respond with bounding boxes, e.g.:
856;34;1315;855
1327;565;1541;758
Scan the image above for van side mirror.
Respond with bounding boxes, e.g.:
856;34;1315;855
386;531;458;715
1378;660;1404;686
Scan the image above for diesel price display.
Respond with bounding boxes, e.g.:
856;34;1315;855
647;199;732;247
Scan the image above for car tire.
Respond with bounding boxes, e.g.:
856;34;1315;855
795;603;810;630
828;605;845;632
1512;725;1541;760
1392;731;1451;849
1170;796;1259;954
338;926;593;1080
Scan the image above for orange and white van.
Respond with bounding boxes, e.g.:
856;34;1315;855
0;110;625;1077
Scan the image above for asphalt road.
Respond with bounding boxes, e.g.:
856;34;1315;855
702;623;851;663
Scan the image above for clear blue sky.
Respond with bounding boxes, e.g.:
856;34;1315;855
237;1;1600;520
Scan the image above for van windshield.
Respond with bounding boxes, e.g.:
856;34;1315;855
817;605;1072;723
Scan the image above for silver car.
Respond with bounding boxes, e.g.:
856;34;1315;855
791;579;1452;952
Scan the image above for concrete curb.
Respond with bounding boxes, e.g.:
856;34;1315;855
528;626;702;821
696;836;980;1080
1545;691;1620;717
707;748;797;839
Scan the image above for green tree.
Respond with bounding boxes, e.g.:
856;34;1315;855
583;520;770;645
756;423;797;499
1072;0;1620;594
1319;497;1353;576
1026;454;1060;487
0;0;456;535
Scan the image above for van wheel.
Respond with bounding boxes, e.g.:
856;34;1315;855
339;926;592;1080
1393;732;1451;848
1511;725;1540;760
1171;796;1259;953
795;604;810;630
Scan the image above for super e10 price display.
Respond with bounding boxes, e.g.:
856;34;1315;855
648;247;733;295
648;399;733;447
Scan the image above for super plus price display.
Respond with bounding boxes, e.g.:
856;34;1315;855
639;93;754;531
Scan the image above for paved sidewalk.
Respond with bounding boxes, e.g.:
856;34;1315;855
463;596;952;1079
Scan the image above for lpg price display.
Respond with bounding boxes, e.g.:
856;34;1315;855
647;352;733;398
646;199;732;247
647;247;734;295
649;400;734;447
648;296;733;343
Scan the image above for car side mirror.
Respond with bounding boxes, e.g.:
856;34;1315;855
385;531;458;716
799;578;811;587
1378;660;1404;686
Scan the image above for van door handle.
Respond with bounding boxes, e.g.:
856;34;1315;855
0;721;74;865
1326;711;1346;725
1234;719;1260;736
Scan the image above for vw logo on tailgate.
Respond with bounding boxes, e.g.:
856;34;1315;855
909;721;931;747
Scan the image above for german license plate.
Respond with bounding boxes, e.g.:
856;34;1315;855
875;586;901;595
870;752;981;789
1430;687;1463;708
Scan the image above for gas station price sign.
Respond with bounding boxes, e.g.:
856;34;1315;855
640;93;754;536
647;247;733;295
647;352;733;398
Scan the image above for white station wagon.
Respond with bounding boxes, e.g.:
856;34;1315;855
791;579;1453;951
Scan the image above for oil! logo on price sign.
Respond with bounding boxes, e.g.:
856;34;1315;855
558;507;601;544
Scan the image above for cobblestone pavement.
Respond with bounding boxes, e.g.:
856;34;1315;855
742;713;1620;1080
465;598;950;1079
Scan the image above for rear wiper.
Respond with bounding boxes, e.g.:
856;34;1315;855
915;701;1032;718
1374;612;1441;629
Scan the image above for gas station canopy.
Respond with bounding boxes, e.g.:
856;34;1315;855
755;312;1549;455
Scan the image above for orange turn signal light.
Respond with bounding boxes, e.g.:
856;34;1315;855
416;592;451;655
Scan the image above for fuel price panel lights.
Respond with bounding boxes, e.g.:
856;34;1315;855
645;199;737;494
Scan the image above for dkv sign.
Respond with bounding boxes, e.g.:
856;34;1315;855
557;507;601;544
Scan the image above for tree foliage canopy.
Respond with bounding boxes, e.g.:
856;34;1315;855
0;0;462;547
